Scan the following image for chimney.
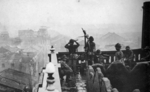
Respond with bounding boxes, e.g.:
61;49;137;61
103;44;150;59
142;2;150;48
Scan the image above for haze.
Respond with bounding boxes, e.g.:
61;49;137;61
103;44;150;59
0;0;147;38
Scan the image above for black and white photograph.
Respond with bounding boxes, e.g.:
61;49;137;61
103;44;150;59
0;0;149;92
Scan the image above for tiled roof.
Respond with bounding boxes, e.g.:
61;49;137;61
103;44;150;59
0;69;33;90
0;47;9;53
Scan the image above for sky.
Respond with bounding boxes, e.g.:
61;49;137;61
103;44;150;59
0;0;148;38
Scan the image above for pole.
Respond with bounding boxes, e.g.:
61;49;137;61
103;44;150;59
82;28;89;66
82;28;90;92
82;28;86;48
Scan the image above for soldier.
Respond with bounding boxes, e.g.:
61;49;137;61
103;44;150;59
59;55;73;84
124;46;134;68
85;36;96;65
65;39;80;54
114;43;124;63
94;49;109;64
65;39;80;75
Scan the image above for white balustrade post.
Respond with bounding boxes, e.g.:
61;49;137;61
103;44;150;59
38;46;61;92
49;46;61;92
109;56;111;63
104;59;106;64
114;56;116;62
134;54;136;61
138;54;141;61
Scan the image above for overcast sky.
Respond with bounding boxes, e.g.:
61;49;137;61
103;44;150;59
0;0;148;38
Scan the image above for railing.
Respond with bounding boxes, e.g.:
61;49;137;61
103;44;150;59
58;48;148;92
58;49;143;64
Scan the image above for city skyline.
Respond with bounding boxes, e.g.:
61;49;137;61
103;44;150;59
0;0;147;38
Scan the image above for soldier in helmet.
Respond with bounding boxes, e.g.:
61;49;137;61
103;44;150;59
65;39;80;54
65;39;80;75
114;43;124;63
124;46;134;68
94;49;109;64
85;36;96;65
59;55;73;84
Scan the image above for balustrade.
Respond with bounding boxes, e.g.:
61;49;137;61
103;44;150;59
58;49;143;65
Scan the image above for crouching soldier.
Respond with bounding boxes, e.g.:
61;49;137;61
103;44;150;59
94;49;109;64
59;55;73;85
124;46;134;69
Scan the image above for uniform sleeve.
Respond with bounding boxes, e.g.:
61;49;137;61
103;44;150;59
85;42;88;51
61;62;72;72
121;51;124;58
65;43;70;49
93;42;96;52
74;44;79;49
129;51;134;59
75;41;80;48
115;52;118;61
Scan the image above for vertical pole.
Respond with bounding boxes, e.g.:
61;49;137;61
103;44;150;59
82;28;88;67
82;28;90;92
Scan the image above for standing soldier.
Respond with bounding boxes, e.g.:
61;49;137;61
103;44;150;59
85;36;96;65
65;39;80;75
114;43;124;63
65;39;80;54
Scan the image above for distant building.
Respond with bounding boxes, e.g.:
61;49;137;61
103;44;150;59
37;26;50;40
37;26;48;36
19;29;37;47
0;31;10;46
0;47;10;54
0;31;9;39
18;29;35;39
37;26;51;49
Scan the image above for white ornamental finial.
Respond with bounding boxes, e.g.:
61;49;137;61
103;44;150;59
50;46;55;53
45;62;55;73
